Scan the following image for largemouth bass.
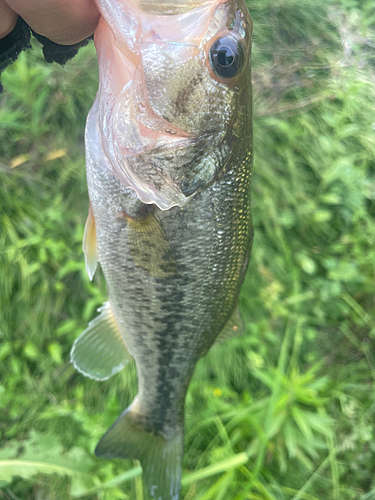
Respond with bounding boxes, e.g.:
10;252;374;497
71;0;253;498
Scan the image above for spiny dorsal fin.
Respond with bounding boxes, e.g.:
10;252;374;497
214;305;245;346
70;302;132;381
83;204;98;281
121;210;177;278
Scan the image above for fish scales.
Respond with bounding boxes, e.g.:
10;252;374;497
72;0;253;498
86;108;252;430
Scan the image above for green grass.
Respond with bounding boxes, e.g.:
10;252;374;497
1;0;375;498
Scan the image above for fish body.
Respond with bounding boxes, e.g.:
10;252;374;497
72;1;253;498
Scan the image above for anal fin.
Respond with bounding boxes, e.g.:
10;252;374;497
83;204;98;281
70;302;132;381
214;305;245;346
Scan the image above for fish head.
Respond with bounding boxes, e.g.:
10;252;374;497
94;0;252;209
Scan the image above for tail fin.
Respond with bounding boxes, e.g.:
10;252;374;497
95;402;183;500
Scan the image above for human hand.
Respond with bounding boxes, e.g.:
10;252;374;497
0;0;100;45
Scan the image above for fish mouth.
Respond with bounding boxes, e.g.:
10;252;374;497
137;0;217;15
110;77;203;157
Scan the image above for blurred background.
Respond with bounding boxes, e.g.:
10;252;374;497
1;0;375;498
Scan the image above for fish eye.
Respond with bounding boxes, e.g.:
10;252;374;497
209;37;244;79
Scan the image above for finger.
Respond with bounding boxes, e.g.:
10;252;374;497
0;0;18;39
4;0;100;45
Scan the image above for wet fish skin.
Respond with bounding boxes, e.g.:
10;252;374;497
85;105;252;498
75;0;253;498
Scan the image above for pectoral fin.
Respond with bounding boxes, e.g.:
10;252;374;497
83;204;98;281
121;209;177;278
214;305;245;346
70;302;132;381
